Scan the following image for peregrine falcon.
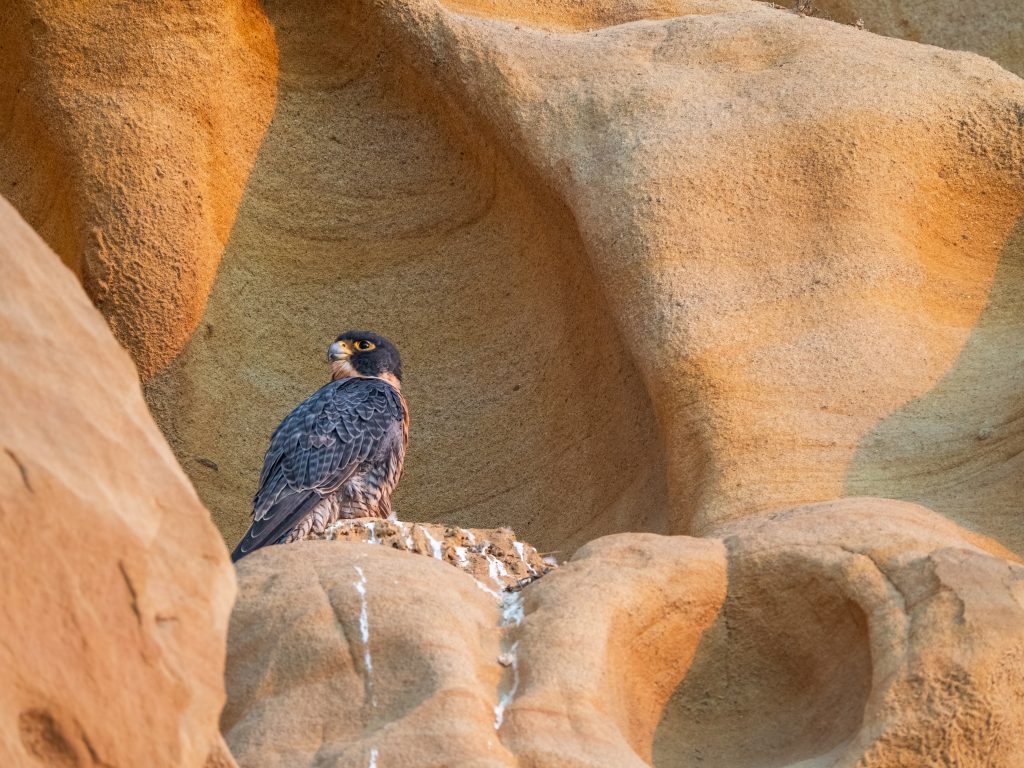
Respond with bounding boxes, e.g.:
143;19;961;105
230;331;408;562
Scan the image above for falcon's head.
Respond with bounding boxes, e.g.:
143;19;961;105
328;330;403;386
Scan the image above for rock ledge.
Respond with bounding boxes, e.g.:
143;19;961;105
312;518;556;593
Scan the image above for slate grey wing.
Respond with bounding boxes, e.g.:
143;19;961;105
231;377;406;562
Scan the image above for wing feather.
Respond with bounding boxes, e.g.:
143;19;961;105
232;377;406;562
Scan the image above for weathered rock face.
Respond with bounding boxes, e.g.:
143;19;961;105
123;0;1016;555
224;542;510;768
373;0;1024;553
226;500;1024;767
0;0;276;379
2;0;1024;765
658;499;1024;767
139;0;668;556
224;534;727;768
779;0;1024;78
0;197;236;766
1;0;1021;560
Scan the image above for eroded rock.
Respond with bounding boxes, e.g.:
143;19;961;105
377;0;1024;553
100;0;1024;556
0;196;236;766
226;503;1024;767
656;498;1024;766
778;0;1024;78
0;0;276;378
223;542;514;768
312;518;555;592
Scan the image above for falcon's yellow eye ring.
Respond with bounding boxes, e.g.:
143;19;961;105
353;340;375;352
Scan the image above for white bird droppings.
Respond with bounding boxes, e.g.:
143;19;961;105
494;590;525;730
421;526;444;560
353;565;375;707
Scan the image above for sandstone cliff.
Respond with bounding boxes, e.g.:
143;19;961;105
3;0;1021;556
0;197;236;767
1;0;1023;766
150;0;1019;556
225;501;1024;767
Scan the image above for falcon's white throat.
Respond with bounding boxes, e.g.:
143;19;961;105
330;358;359;381
330;358;402;391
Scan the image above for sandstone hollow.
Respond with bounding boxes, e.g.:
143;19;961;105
1;0;1024;766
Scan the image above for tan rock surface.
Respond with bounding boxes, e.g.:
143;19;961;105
0;196;236;766
224;532;726;767
498;534;727;768
135;0;1023;556
3;1;1023;766
779;0;1024;78
223;542;514;768
226;501;1024;767
658;498;1024;767
142;0;667;556
0;0;276;378
3;0;1019;555
377;0;1024;549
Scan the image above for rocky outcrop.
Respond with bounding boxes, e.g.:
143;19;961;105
374;0;1024;552
223;542;510;768
226;500;1024;767
2;0;1024;765
659;499;1024;767
224;534;727;768
0;0;276;379
3;1;1020;554
111;0;1024;555
0;195;236;766
1;0;1020;559
312;518;555;592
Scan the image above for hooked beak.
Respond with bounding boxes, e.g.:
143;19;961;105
328;341;351;362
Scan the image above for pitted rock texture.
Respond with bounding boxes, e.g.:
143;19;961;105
225;501;1024;767
0;196;236;767
224;534;727;768
313;518;555;592
657;498;1024;767
0;0;276;379
779;0;1024;78
83;0;1019;555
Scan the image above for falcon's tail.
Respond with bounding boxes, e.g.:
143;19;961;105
230;490;323;563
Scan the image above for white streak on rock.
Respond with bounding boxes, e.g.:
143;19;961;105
485;553;510;592
501;589;525;628
493;640;519;730
421;527;443;560
494;590;525;730
474;579;502;600
512;541;537;575
353;565;375;706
